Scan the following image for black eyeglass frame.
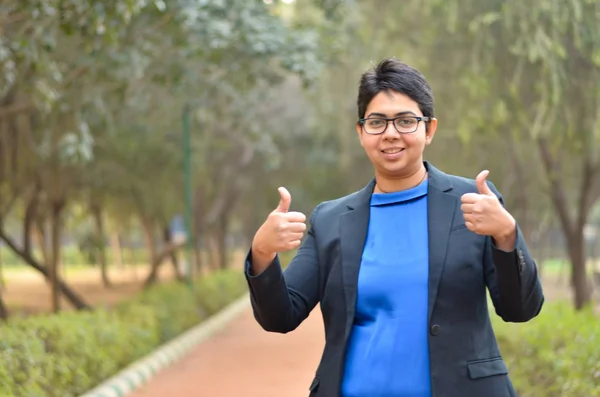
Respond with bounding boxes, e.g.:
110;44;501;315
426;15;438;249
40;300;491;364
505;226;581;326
358;116;432;135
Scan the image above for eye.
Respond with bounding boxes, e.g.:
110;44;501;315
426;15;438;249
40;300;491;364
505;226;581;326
397;117;417;126
366;119;385;127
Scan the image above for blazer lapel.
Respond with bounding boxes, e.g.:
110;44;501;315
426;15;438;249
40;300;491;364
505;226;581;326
425;162;457;323
340;179;375;334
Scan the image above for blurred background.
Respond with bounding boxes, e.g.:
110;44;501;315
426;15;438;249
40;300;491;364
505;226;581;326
0;0;599;396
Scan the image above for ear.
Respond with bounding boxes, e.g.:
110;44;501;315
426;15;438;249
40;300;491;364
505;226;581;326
356;122;365;147
424;118;438;146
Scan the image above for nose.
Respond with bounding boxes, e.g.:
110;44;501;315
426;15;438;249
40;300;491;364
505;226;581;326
381;120;401;138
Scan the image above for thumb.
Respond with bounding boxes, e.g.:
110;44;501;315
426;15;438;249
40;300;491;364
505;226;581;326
476;170;493;195
275;187;291;212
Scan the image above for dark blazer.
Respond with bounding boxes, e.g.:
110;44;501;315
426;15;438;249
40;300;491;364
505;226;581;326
245;162;544;397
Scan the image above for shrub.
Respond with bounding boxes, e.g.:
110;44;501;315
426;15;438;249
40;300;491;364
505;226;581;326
492;301;600;397
0;269;247;397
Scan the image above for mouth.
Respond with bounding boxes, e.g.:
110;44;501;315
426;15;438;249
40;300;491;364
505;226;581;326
381;147;405;154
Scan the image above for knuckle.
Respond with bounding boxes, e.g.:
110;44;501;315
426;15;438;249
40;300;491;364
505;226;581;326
269;211;280;220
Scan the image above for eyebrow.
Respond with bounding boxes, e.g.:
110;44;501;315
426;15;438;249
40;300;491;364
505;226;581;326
366;111;418;118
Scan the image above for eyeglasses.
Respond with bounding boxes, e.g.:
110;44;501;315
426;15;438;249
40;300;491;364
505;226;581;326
358;116;431;135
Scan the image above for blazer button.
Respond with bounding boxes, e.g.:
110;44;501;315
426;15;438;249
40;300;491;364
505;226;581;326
430;324;441;336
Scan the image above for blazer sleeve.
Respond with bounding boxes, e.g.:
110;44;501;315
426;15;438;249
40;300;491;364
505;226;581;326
483;183;545;323
244;204;322;333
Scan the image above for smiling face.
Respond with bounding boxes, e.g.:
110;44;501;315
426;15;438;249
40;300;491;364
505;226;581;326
356;90;437;183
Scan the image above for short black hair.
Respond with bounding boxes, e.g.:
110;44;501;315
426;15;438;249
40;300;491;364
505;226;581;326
357;58;434;119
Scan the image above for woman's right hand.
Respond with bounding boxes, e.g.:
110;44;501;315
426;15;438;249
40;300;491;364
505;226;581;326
250;187;307;273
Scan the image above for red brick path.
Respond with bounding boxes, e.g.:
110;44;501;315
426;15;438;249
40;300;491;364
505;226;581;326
129;305;325;397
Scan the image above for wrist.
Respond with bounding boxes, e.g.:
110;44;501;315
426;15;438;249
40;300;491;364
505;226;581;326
251;244;276;262
494;225;515;241
493;218;517;250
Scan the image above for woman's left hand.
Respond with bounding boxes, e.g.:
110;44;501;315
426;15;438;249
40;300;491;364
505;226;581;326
460;170;516;245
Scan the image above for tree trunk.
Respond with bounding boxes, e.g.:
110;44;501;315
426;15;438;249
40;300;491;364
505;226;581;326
538;138;593;309
193;187;205;272
163;226;183;281
92;206;111;288
0;241;6;320
33;222;49;271
142;218;161;285
217;212;229;270
506;133;532;242
49;201;65;313
127;238;139;280
143;241;185;288
534;222;553;279
593;234;600;273
193;226;204;273
142;218;157;264
0;230;90;310
193;235;203;273
566;230;592;309
0;293;8;321
207;234;218;270
23;183;41;255
111;232;124;269
0;244;4;289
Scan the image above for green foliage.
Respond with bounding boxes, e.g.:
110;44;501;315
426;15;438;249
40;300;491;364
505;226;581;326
77;232;105;264
118;283;199;343
493;301;600;396
0;307;159;397
0;269;247;397
194;269;249;314
0;0;339;284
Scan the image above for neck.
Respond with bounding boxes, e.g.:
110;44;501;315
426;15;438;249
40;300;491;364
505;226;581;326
374;164;427;193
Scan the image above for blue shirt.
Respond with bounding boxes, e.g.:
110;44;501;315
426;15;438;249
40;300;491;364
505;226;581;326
341;179;432;397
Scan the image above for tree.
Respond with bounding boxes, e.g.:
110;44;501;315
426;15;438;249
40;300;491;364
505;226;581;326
0;0;349;313
410;0;600;309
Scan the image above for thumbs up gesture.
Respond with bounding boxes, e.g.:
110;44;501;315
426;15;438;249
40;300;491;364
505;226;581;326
251;187;307;260
460;170;516;240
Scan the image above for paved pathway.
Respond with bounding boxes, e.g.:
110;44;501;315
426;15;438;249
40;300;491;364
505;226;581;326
129;305;325;397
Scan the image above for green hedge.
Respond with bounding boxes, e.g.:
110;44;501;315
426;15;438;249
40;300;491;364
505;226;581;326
493;301;600;397
0;269;247;397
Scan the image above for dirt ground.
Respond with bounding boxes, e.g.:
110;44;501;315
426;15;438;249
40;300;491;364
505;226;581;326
0;266;175;315
0;251;246;315
0;253;595;316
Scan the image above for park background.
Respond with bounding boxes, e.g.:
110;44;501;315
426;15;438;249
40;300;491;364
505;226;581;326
0;0;599;396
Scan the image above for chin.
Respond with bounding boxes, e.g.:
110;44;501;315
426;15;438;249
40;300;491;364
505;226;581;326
376;164;409;177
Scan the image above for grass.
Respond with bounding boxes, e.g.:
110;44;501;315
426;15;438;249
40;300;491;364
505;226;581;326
540;258;600;277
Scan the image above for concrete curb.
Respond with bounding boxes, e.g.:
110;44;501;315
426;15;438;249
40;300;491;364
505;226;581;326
79;294;251;397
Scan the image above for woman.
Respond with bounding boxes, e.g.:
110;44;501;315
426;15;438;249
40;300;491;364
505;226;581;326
245;58;544;397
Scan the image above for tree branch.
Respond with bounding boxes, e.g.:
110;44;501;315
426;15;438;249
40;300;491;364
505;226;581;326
0;102;31;119
0;228;90;310
537;136;574;239
204;142;255;225
587;160;600;213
